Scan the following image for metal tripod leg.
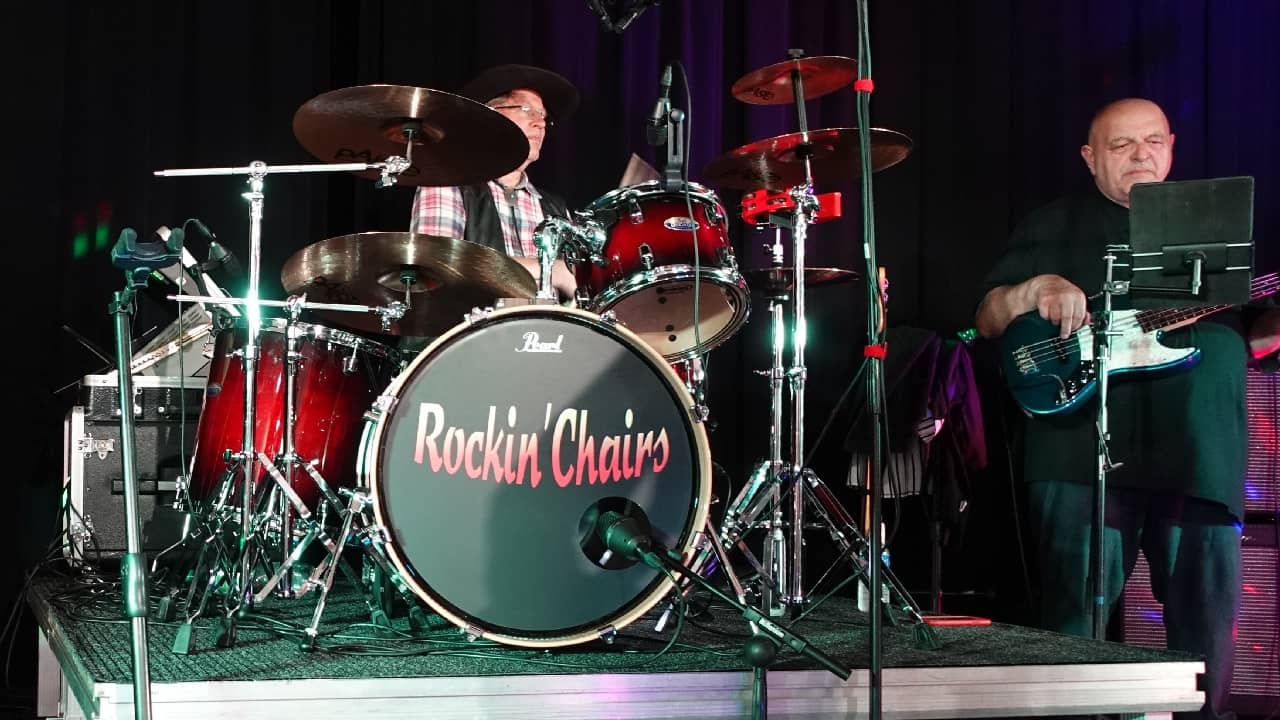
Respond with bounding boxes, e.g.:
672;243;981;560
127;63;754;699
799;470;939;647
353;522;434;632
653;514;750;632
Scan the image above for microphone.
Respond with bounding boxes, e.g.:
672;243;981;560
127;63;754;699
645;64;673;146
204;240;242;278
596;510;663;568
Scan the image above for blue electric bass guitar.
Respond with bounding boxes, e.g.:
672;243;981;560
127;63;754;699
1000;272;1280;416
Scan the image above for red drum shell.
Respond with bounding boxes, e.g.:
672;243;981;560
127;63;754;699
576;182;748;360
188;320;398;511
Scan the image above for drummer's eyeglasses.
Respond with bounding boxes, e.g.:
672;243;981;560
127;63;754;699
490;104;554;127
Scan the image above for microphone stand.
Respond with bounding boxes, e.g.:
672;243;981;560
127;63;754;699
639;543;852;708
108;227;184;720
853;2;888;717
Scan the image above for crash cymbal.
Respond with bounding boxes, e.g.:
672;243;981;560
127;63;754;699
702;128;912;191
281;232;536;337
745;267;859;295
292;85;529;186
732;56;858;105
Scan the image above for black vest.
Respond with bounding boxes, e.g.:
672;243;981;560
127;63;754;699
459;182;570;254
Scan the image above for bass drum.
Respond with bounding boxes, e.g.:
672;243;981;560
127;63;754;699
361;306;712;648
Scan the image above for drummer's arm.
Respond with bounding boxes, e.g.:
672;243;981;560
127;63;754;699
510;255;577;304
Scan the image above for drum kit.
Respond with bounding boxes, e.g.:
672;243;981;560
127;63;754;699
150;52;926;654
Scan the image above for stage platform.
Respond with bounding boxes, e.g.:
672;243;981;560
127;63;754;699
30;569;1205;720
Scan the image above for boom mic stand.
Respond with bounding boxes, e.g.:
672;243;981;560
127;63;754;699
594;510;850;720
108;226;184;720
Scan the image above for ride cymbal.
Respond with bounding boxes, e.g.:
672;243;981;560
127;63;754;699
744;267;859;295
702;128;912;191
280;232;536;337
732;55;859;105
292;84;529;186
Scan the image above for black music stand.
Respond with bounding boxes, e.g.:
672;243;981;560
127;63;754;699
1086;175;1255;640
1127;176;1254;307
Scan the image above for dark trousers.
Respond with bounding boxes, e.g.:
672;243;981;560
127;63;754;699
1028;481;1241;720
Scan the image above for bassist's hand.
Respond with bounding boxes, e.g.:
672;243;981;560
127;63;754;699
1028;274;1089;338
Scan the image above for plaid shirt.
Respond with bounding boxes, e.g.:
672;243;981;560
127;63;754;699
409;175;544;257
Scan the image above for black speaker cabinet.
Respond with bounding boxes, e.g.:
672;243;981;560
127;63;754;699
62;375;205;559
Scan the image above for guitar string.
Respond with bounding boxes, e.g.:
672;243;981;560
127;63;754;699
1016;274;1280;363
1014;273;1280;364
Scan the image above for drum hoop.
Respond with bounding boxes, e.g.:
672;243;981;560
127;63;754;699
587;180;721;214
249;318;394;359
590;268;750;361
591;265;748;310
362;304;713;648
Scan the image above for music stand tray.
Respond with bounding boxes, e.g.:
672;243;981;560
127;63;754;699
1127;176;1254;308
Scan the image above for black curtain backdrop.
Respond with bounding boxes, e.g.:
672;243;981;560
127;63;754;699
3;0;1278;701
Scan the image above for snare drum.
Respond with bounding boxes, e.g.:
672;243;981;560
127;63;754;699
188;319;400;512
360;305;712;647
577;181;749;360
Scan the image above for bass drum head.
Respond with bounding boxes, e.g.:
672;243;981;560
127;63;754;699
366;306;712;647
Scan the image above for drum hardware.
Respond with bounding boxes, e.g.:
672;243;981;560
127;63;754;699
358;305;713;648
740;188;843;227
576;180;749;360
155;157;418;649
697;53;932;635
155;82;532;649
279;231;537;337
532;213;608;302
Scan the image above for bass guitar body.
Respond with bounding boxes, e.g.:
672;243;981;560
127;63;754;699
999;311;1200;416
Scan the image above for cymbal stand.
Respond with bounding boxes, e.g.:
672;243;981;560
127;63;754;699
716;51;933;631
156;155;409;650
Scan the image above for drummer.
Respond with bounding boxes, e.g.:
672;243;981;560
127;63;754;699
409;63;580;303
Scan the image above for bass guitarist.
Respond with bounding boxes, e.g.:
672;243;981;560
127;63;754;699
974;97;1280;720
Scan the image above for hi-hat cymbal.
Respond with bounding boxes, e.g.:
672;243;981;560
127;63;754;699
702;128;912;191
280;232;536;337
745;267;859;295
292;85;529;186
732;56;858;105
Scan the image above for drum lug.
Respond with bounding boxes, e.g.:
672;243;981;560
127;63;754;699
462;624;485;642
718;245;737;269
627;198;644;224
707;202;724;227
597;625;618;644
639;244;654;271
370;393;398;417
600;310;619;326
464;306;495;325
